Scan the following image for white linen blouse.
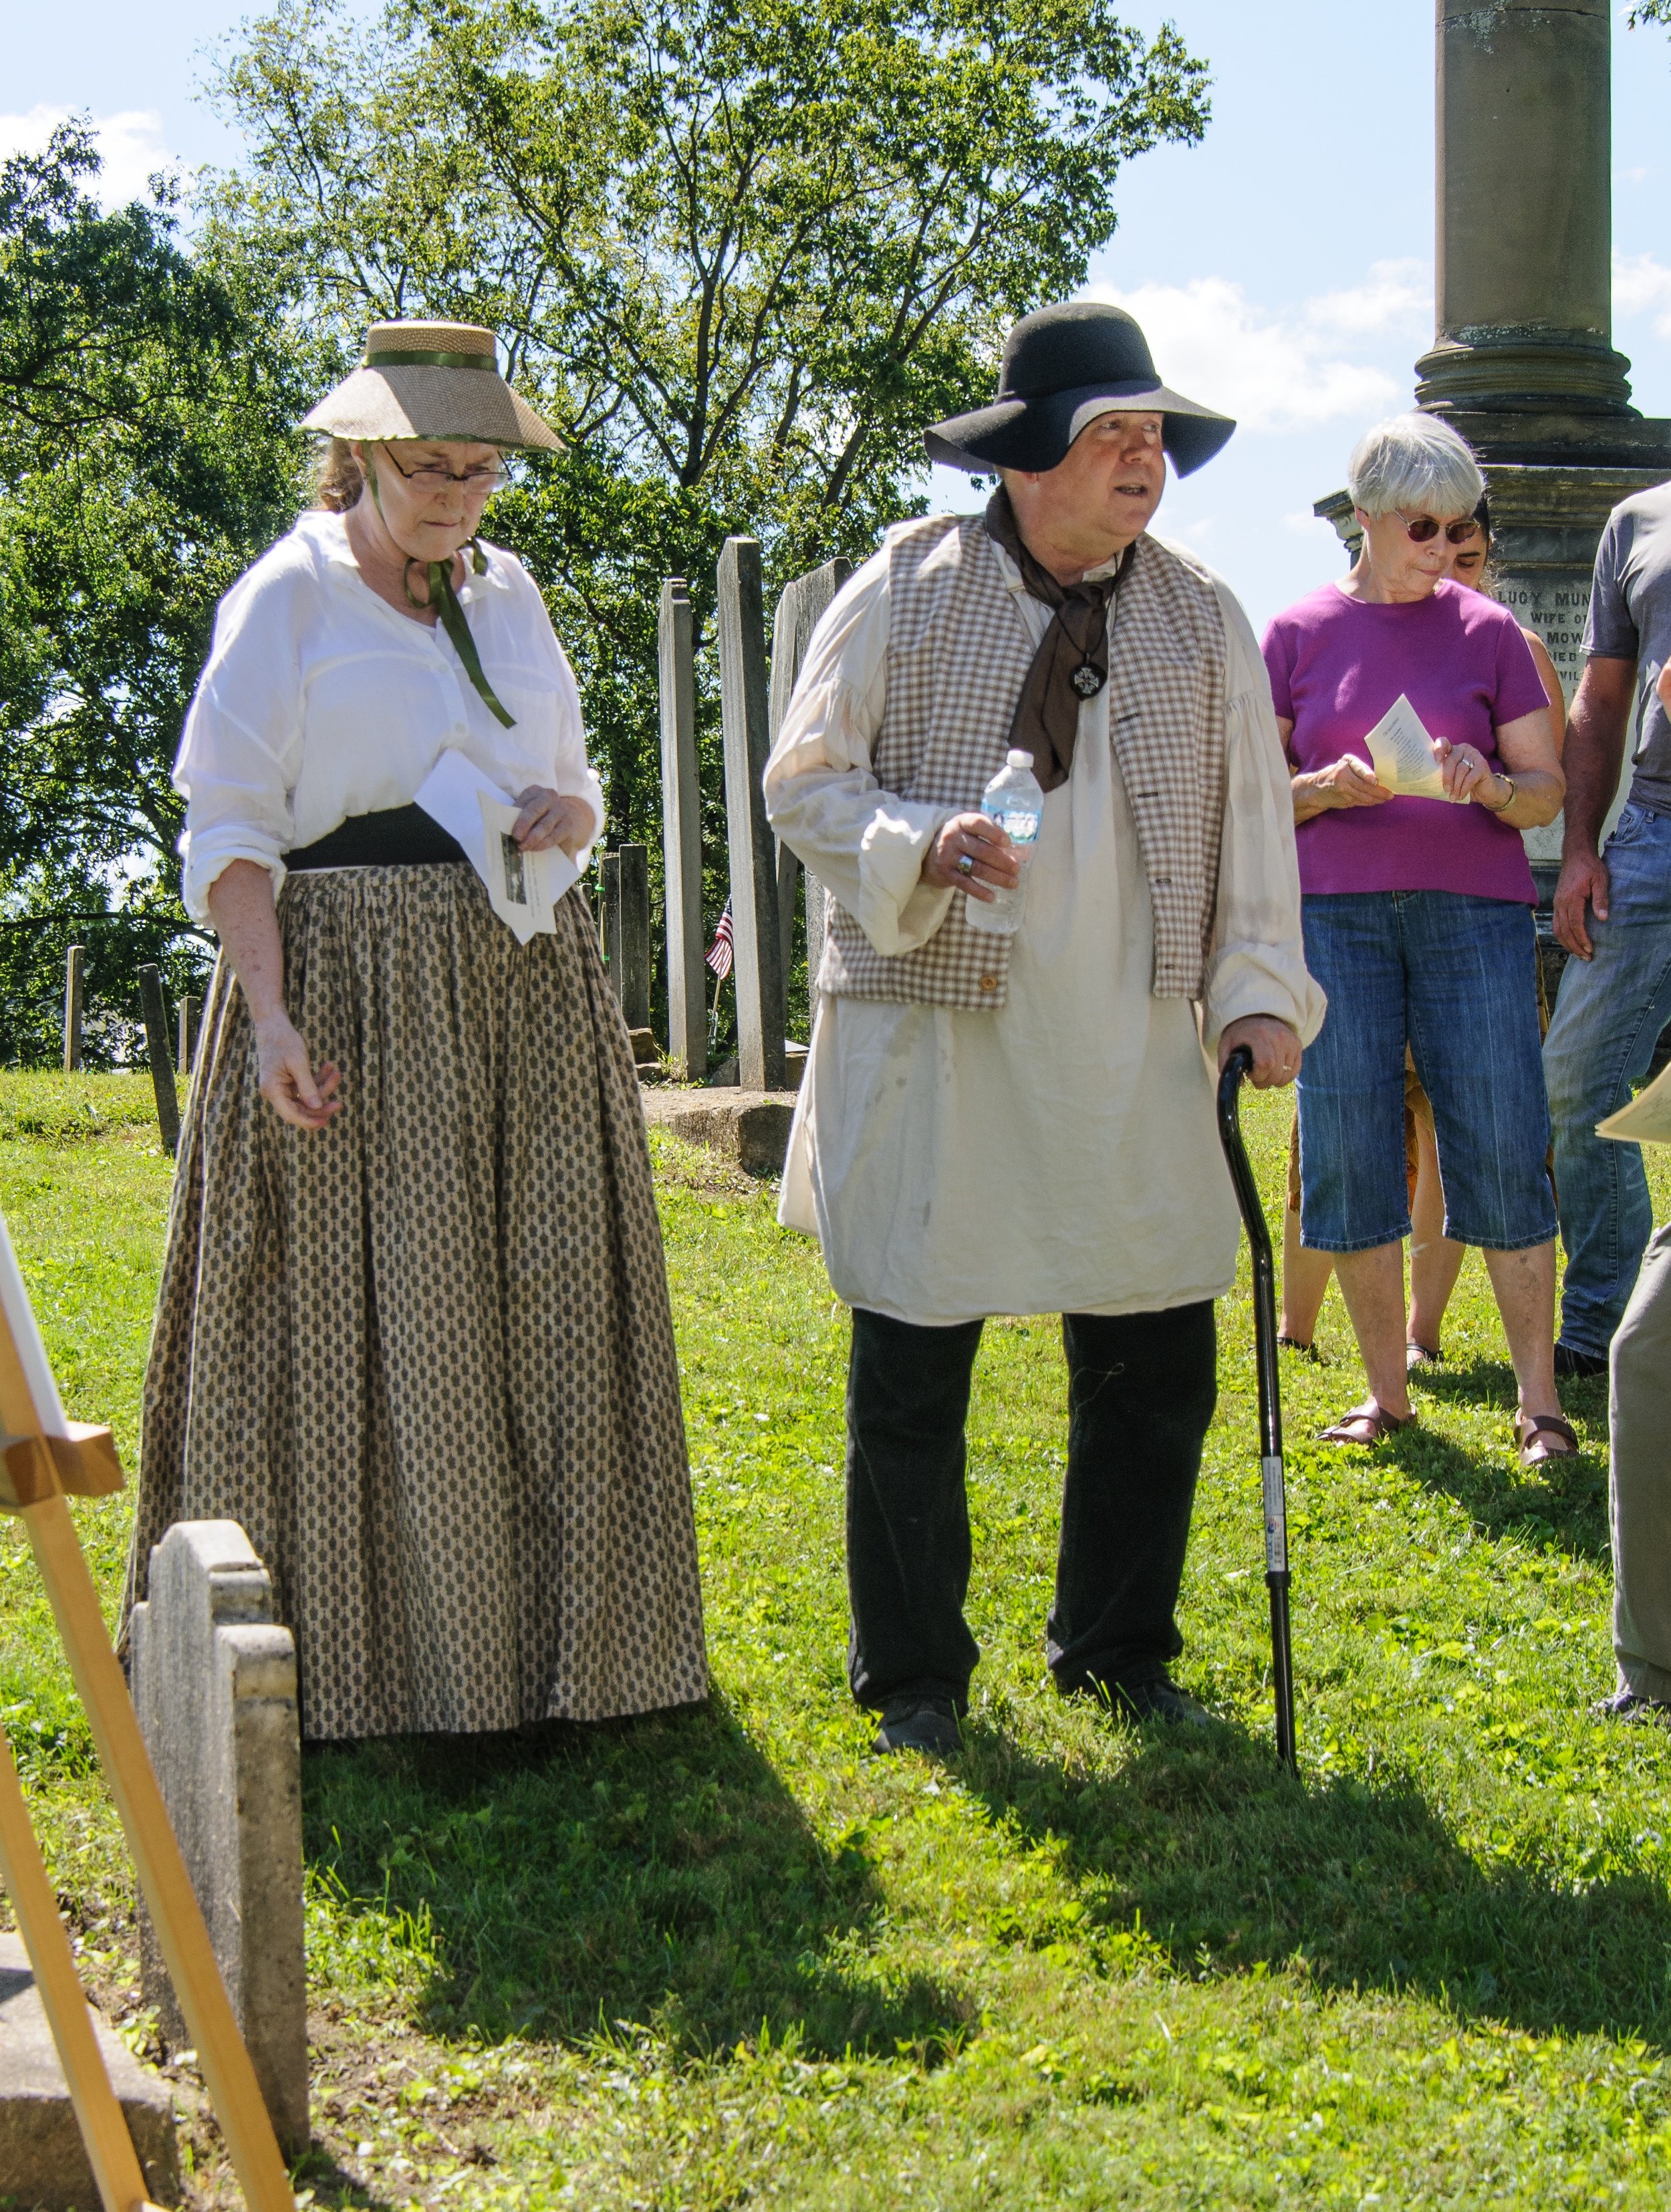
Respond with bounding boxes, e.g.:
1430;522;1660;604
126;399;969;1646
174;510;604;922
765;529;1327;1327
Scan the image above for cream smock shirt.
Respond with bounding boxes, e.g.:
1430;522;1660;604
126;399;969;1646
174;509;604;922
764;531;1326;1328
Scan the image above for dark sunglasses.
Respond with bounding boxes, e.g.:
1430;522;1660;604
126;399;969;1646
1392;509;1482;546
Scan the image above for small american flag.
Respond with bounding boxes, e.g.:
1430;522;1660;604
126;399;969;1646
705;898;735;981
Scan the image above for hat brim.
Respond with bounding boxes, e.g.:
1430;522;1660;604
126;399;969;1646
302;364;563;453
924;378;1234;479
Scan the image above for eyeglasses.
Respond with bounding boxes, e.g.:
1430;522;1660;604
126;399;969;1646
380;445;505;494
1392;510;1481;546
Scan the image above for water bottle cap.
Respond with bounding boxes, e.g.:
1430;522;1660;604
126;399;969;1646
1005;749;1031;768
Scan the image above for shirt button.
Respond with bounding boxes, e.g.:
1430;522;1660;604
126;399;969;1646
979;974;998;993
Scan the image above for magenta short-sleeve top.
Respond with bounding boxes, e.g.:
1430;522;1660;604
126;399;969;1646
1261;579;1549;902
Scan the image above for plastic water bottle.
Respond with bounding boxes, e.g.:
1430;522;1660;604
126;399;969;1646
965;749;1043;937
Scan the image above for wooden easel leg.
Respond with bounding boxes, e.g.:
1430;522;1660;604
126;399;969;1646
0;1721;160;2212
23;1493;295;2211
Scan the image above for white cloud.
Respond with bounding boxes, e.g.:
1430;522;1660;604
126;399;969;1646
1615;250;1671;337
0;104;177;209
1079;261;1432;435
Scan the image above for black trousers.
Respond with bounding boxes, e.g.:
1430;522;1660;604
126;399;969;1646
845;1303;1218;1711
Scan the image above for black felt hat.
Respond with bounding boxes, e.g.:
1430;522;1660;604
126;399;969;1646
925;301;1235;479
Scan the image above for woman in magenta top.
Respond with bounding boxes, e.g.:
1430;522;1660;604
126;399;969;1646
1263;412;1569;1463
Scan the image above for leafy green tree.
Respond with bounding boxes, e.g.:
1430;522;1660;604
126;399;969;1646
210;0;1212;854
0;124;311;1060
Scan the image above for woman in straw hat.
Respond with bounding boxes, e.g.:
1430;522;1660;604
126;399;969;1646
124;321;708;1740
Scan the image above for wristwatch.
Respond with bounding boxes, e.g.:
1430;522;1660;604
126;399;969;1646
1483;773;1517;814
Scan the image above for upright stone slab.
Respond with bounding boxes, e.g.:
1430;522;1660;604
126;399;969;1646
601;849;622;1003
769;559;853;1011
61;945;84;1074
659;578;707;1080
617;843;651;1033
717;537;785;1092
0;1933;178;2209
136;963;180;1157
129;1521;309;2156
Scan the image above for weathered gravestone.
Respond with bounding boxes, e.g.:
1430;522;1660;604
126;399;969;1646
769;558;853;1014
658;578;706;1080
128;1521;309;2157
61;946;84;1075
0;1931;178;2209
717;537;787;1092
600;844;652;1038
136;965;180;1158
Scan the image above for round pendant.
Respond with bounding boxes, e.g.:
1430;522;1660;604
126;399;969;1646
1071;662;1105;699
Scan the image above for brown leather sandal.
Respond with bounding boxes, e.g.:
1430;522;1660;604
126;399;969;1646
1515;1412;1579;1469
1318;1402;1416;1448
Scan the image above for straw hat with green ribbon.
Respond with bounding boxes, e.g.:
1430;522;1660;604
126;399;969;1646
303;319;563;449
304;321;561;730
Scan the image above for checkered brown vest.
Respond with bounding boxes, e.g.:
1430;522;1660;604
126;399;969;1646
819;514;1229;1010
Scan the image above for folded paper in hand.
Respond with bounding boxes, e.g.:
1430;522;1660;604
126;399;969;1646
1597;1061;1671;1148
414;749;580;943
1362;694;1456;802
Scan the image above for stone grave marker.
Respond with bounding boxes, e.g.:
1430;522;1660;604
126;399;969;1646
717;536;786;1092
769;558;852;1009
129;1521;309;2155
658;578;706;1080
0;1931;178;2209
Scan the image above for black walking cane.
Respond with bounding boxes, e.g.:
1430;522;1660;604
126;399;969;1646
1216;1046;1297;1772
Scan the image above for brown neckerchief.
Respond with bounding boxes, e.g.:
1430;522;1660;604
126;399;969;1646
983;485;1126;793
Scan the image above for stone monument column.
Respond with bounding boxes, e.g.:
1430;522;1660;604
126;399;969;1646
1419;0;1624;421
1317;0;1671;876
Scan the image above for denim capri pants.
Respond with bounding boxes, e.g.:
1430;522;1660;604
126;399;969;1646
1296;890;1556;1254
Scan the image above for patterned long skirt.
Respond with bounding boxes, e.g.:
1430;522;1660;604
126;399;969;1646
124;864;708;1740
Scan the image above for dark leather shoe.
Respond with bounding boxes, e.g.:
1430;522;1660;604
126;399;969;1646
1554;1342;1609;1380
873;1695;962;1755
1593;1687;1671;1726
1105;1669;1212;1730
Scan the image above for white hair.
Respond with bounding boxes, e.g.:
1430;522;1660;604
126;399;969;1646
1347;412;1484;519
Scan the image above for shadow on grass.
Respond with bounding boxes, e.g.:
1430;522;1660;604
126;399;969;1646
964;1719;1671;2048
302;1688;971;2061
1373;1360;1613;1560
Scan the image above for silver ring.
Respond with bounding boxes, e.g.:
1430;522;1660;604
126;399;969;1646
956;852;976;878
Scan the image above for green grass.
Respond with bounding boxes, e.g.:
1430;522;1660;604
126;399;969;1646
3;1074;1671;2208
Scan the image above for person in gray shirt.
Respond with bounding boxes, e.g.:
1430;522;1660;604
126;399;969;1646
1543;481;1671;1374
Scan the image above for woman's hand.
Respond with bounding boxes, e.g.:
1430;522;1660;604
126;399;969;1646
1292;755;1394;819
513;787;596;858
253;1013;343;1130
921;813;1021;903
1432;737;1506;806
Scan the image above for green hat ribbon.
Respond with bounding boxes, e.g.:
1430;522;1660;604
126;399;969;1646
422;556;517;731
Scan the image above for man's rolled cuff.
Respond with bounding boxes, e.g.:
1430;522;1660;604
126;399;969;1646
856;802;956;955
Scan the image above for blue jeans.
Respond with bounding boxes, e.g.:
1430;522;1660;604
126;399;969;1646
1297;891;1555;1253
1543;802;1671;1358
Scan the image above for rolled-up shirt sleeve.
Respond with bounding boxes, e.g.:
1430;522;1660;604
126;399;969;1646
174;562;308;923
1203;583;1328;1051
763;546;956;957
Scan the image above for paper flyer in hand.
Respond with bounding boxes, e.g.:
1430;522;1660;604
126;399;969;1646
1362;694;1456;802
1597;1061;1671;1148
414;749;581;943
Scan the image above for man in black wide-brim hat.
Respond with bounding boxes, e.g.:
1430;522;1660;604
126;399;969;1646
765;301;1325;1753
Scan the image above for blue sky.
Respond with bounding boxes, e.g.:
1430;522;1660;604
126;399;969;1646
9;0;1671;633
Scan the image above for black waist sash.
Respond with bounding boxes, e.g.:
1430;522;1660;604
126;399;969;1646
285;804;469;871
